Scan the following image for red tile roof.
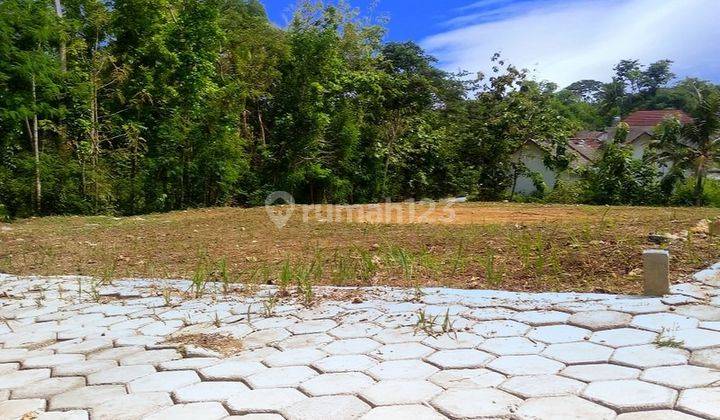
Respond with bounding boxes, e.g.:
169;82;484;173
622;109;693;127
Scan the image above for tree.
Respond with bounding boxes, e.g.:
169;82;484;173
652;91;720;205
641;59;675;95
564;79;604;103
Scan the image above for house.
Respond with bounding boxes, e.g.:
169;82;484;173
513;109;693;195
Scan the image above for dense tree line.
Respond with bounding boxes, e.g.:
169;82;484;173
1;0;719;218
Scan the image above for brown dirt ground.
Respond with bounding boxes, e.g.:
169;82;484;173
1;203;719;295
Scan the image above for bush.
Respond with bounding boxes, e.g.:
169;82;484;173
544;180;585;204
671;178;720;207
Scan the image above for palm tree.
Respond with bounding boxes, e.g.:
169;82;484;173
652;91;720;205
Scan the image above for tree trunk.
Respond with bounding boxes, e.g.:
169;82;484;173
30;75;42;213
54;0;66;72
694;166;705;206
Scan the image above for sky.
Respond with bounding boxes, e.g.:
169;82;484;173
263;0;720;87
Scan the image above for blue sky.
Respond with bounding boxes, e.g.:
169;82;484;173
263;0;720;87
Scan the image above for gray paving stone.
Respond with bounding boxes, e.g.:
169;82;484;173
300;372;375;396
371;342;434;360
127;370;200;392
373;327;426;344
144;402;228;420
90;392;173;420
11;377;85;399
173;381;249;402
23;354;85;368
677;387;720;419
611;344;689;368
53;360;117;377
0;398;46;420
0;363;16;375
87;364;155;385
282;395;370;420
312;354;378;373
515;395;616;420
87;346;144;361
425;349;494;368
488;355;565;375
242;329;291;348
367;360;439;380
158;357;219;371
328;322;382;339
500;374;585;398
0;368;50;389
0;348;53;363
323;338;381;355
590;327;657;347
287;319;337;334
226;388;307;414
664;328;720;350
617;411;703;420
199;360;266;380
473;320;530;337
542;342;613;364
641;365;720;389
560;363;640;381
262;348;326;367
582;379;677;412
479;336;545;355
49;385;127;410
246;366;318;388
34;410;89;420
690;347;720;369
526;325;592;343
119;349;182;366
511;310;570;326
673;304;720;321
421;332;484;349
360;380;442;405
429;368;505;389
226;415;284;420
360;405;445;420
631;313;699;332
431;388;522;418
277;333;334;350
568;310;632;330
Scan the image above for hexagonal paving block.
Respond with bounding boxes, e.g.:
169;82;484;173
515;395;616;420
0;399;46;419
568;310;632;330
367;360;439;381
158;357;219;371
560;363;640;382
23;354;85;369
425;349;494;369
641;365;720;389
278;333;334;350
119;349;182;366
673;304;720;321
616;411;704;420
542;342;613;364
590;328;657;348
370;342;434;361
511;310;570;326
431;388;521;418
611;344;689;368
287;319;338;335
0;368;50;389
487;355;564;376
328;323;382;339
690;347;720;369
582;380;677;412
500;374;584;398
631;313;698;332
87;364;155;385
473;320;530;337
49;385;127;410
421;332;484;350
226;388;307;414
664;328;720;350
242;329;291;349
466;307;517;320
173;381;249;402
360;405;445;420
323;338;381;355
144;402;228;420
282;395;370;420
373;327;426;344
526;325;591;343
11;377;85;399
91;391;173;420
127;370;200;393
360;380;442;406
300;372;375;396
262;348;327;367
429;368;505;389
479;336;545;355
677;387;720;419
312;354;378;373
199;360;266;380
246;366;318;388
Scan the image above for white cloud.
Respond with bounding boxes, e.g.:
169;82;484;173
422;0;720;87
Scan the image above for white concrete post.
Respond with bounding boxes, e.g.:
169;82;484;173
643;249;669;296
